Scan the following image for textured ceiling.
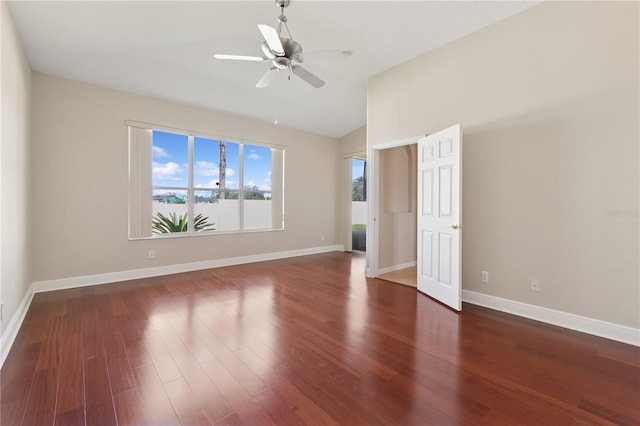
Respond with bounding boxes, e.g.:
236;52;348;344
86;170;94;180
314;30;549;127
7;0;538;138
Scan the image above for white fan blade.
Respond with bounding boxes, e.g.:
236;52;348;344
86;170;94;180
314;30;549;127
214;54;266;62
298;49;352;63
257;24;284;56
292;66;325;88
256;68;278;88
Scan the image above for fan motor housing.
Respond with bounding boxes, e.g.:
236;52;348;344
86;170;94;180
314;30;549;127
273;57;289;69
262;38;302;63
282;38;303;59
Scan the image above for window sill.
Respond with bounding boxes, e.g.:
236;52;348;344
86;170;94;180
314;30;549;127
129;227;285;241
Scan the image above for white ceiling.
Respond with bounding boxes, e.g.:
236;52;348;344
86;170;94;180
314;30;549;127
7;0;538;138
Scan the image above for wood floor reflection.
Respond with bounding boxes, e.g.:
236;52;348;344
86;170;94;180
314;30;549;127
2;252;639;425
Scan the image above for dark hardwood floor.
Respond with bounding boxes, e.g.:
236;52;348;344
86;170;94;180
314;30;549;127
1;252;639;425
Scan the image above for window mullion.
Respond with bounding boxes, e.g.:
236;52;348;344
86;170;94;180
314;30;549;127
238;143;244;231
188;135;194;235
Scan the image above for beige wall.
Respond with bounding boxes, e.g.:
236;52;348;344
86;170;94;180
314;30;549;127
339;125;366;156
368;1;639;327
31;74;340;282
1;2;33;336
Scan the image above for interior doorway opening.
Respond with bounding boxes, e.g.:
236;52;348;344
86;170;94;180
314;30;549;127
375;144;417;287
367;124;462;310
366;135;420;278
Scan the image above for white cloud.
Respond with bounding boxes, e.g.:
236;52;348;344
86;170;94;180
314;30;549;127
247;153;260;160
153;162;184;181
152;146;169;161
195;161;218;177
155;160;237;188
194;178;239;190
260;179;271;191
246;179;271;191
195;180;217;189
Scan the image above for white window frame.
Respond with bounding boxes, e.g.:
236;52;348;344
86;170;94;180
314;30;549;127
128;121;285;240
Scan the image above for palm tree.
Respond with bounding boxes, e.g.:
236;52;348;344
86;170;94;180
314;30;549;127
219;141;226;199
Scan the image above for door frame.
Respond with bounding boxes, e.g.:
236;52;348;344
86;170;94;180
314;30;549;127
366;135;424;277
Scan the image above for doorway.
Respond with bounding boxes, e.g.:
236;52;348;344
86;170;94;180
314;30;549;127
367;142;418;287
367;125;463;311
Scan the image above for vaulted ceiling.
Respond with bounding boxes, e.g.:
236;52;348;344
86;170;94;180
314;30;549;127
8;1;538;138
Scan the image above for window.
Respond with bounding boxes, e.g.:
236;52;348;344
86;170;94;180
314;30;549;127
352;158;367;202
128;123;284;239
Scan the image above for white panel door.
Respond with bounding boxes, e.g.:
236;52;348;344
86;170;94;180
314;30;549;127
417;124;462;311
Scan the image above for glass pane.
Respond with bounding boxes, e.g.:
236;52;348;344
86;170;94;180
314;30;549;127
152;189;189;234
194;136;220;190
351;158;367;237
244;145;272;194
244;199;271;230
202;140;240;231
152;131;188;187
194;190;218;233
218;191;240;231
352;158;366;201
243;145;272;229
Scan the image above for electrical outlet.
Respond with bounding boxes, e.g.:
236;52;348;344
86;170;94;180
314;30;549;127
481;271;489;283
321;234;325;241
148;250;155;259
530;279;540;292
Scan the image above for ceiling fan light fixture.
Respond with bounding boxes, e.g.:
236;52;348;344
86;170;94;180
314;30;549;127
214;0;339;89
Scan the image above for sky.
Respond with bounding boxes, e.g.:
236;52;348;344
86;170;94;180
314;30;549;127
152;130;272;192
352;158;365;181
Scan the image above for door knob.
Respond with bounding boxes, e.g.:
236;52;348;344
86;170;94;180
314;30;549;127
449;224;463;229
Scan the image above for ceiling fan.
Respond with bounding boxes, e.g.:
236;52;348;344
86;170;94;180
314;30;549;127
214;0;338;89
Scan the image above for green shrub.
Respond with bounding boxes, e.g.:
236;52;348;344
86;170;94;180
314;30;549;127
152;212;215;234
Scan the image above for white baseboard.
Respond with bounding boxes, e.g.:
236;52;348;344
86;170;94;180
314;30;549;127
32;245;344;293
463;290;640;347
1;283;35;368
1;245;342;368
377;261;417;276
